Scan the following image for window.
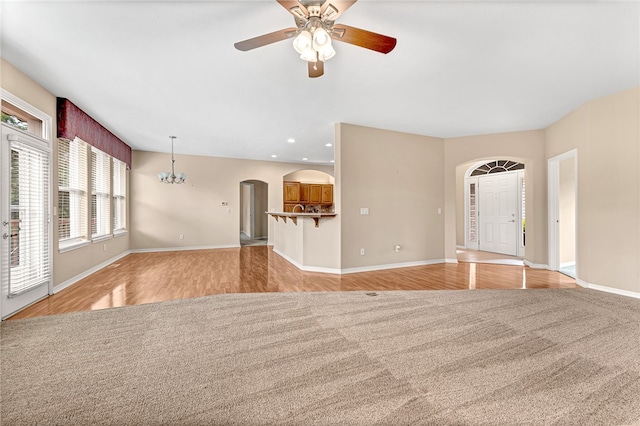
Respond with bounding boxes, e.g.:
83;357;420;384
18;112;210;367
112;158;126;234
58;137;88;250
1;93;48;140
91;147;111;240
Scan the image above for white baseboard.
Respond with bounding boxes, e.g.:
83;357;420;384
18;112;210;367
272;248;341;274
445;258;459;264
560;261;576;268
456;245;466;250
576;278;640;299
341;259;447;274
272;248;447;275
130;244;240;254
53;251;131;294
523;260;548;269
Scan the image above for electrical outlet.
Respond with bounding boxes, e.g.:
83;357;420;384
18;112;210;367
394;245;401;253
360;208;369;215
360;248;365;256
179;233;184;240
103;244;107;252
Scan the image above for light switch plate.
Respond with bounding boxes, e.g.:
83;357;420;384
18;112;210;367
360;208;369;215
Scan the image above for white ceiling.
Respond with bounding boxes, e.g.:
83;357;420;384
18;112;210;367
2;1;639;165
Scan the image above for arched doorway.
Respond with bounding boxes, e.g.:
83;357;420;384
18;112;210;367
464;160;525;257
239;180;268;246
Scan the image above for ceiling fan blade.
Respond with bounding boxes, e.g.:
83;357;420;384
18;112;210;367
321;1;357;21
234;28;298;51
277;0;309;20
308;60;324;78
331;24;396;54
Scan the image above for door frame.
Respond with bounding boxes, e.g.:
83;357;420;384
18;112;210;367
1;124;53;319
464;161;525;257
547;149;578;272
1;91;53;320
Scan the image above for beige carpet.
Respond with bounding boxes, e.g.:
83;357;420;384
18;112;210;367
2;288;640;425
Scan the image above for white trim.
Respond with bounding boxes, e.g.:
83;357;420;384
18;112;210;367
576;278;640;299
58;239;90;253
53;251;131;294
523;260;548;269
341;259;447;274
272;248;447;274
272;248;341;274
1;89;52;142
547;149;578;272
91;234;113;244
130;244;240;253
560;261;576;269
456;245;466;250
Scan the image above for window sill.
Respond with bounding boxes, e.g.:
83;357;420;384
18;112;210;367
113;230;128;238
92;235;113;244
59;239;90;254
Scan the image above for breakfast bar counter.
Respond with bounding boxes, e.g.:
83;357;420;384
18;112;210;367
267;211;340;273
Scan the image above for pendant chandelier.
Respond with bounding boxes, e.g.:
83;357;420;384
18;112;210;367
157;136;186;184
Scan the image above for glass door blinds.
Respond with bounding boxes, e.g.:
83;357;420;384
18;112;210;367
1;124;51;318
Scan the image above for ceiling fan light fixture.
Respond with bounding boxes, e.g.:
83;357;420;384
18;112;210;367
293;30;312;54
300;48;317;62
312;28;331;50
318;45;335;61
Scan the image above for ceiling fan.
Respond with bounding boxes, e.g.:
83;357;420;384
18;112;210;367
234;0;397;78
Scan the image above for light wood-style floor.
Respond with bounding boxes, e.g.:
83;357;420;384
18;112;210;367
9;246;577;320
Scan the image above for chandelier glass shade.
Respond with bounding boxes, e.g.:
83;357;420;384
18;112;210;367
293;25;335;63
158;136;186;184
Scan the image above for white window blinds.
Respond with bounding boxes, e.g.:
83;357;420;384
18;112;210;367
91;147;110;239
58;137;88;247
112;158;126;233
9;138;51;296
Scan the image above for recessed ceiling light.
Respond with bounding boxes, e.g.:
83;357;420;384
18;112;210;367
287;138;296;143
271;154;278;158
325;143;332;147
302;157;308;161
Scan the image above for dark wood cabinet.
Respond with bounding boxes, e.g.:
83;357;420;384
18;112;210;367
299;183;310;203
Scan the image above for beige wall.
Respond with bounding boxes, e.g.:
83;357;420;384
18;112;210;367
1;58;130;287
284;169;334;184
130;151;332;249
444;130;547;265
336;123;445;269
546;87;640;293
240;183;251;236
252;181;268;239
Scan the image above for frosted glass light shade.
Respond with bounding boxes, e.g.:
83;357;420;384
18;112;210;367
293;31;312;54
318;45;335;61
312;28;331;50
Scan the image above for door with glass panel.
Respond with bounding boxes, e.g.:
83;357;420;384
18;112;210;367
1;123;51;319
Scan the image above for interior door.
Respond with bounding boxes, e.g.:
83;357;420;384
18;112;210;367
1;124;51;319
478;172;517;255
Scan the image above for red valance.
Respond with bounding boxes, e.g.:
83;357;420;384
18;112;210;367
57;98;132;168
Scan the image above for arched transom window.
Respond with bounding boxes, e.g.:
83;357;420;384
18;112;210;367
470;160;524;176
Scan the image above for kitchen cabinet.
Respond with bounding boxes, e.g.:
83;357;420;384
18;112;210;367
283;181;300;203
299;183;310;203
282;181;333;211
321;184;333;204
309;184;322;204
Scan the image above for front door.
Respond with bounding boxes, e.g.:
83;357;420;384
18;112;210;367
1;124;51;319
478;172;517;256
